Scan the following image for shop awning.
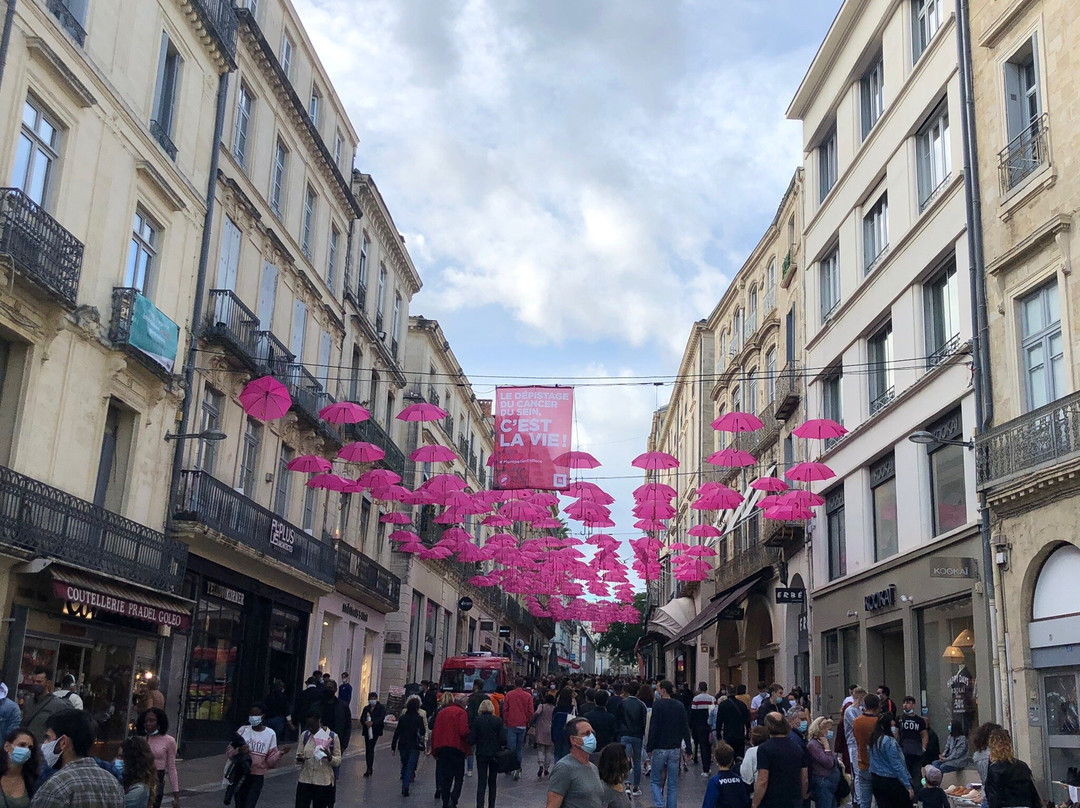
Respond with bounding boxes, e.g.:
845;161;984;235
51;566;193;631
646;596;696;639
666;579;758;649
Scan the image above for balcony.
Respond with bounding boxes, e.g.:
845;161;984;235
109;288;180;381
762;517;804;551
780;249;798;288
189;0;239;64
0;463;186;592
869;386;895;416
345;418;406;479
47;0;86;45
205;290;260;370
774;361;802;421
285;364;342;444
335;541;400;613
535;616;556;638
457;436;469;458
175;470;335;584
0;188;83;308
428;387;441;407
442;414;455;439
999;114;1050;194
391;338;399;359
715;537;779;595
375;311;384;332
927;333;962;370
255;330;293;378
149;119;177;160
976;390;1080;492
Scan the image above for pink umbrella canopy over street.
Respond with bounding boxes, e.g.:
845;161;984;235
396;402;449;422
239;376;291;421
318;401;370;424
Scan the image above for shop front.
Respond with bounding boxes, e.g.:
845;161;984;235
4;564;193;757
812;529;990;732
175;556;313;758
309;593;386;713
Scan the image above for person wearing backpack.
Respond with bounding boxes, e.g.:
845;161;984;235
294;713;341;808
391;697;428;797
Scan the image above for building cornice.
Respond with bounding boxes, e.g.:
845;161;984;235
354;173;423;296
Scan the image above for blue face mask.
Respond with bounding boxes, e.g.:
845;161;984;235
826;730;834;741
249;716;262;727
581;734;597;754
798;720;809;734
9;747;31;765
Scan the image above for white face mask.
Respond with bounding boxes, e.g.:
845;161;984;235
369;699;377;707
41;738;61;768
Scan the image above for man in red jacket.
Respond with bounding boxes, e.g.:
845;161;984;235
502;678;535;780
432;693;471;808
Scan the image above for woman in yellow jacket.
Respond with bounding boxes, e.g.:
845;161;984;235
294;714;343;808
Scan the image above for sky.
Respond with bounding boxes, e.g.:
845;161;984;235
294;0;843;577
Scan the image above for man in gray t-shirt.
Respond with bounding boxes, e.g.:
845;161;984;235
546;718;607;808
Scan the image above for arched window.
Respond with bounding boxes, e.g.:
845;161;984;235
1034;544;1080;620
717;331;727;373
747;286;758;334
733;309;744;352
765;259;777;310
746;367;758;413
766;347;777;401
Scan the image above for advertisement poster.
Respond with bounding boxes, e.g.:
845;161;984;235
493;386;574;490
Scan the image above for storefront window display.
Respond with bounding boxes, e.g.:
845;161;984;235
185;597;241;721
918;597;977;736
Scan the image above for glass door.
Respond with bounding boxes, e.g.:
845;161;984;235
1042;669;1080;792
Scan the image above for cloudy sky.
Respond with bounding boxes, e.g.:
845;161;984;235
295;0;842;570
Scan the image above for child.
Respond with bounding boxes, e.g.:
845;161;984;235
703;742;750;808
919;763;949;808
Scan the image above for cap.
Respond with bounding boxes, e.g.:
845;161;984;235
925;766;943;786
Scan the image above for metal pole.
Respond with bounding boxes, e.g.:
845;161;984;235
0;0;17;95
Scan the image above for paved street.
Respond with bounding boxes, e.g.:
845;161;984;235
177;741;713;808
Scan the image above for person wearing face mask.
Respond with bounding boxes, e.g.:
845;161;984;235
786;708;811;750
896;697;928;788
21;670;74;746
224;704;288;808
30;710;123;808
359;692;385;779
294;713;341;808
544;718;606;808
134;710;178;808
1;729;41;808
807;718;840;808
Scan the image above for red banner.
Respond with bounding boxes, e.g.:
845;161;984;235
493;386;574;490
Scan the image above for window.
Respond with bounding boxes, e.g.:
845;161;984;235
733;309;743;354
197;387;224;474
731;385;742;416
783;434;796;468
863;194;888;272
238;418;262;496
820;247;840;322
764;259;777;311
275;445;293;517
391;293;402;357
334;131;344;170
826;486;846;580
746;368;758;415
766;347;777;402
359;498;372;550
270;138;288;217
302;483;316;532
301;185;317;259
913;0;942;62
125;209;160;295
376;263;387;331
716;332;727;374
747;286;758;335
357;233;369;303
349;348;362;401
868;323;894;414
338;493;351;541
926;408;966;535
1020;280;1063;410
327;225;340;292
818;128;838;202
871;454;898;561
248;0;258;18
290;300;307;360
924;260;960;366
280;32;294;78
13;97;60;206
233;83;253;168
1002;36;1046;190
309;85;321;127
317;330;331;391
917;102;951;209
860;55;884;139
152;33;182;154
823;366;843;429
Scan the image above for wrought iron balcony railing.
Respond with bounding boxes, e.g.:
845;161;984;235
345;418;406;479
0;463;186;592
391;338;399;360
442;414;455;439
870;385;895;416
999;114;1050;194
715;534;779;595
375;311;384;332
774;361;802;421
428;387;441;407
206;289;260;369
927;333;961;370
285;364;343;444
47;0;86;45
0;188;83;308
190;0;239;62
255;330;293;378
335;540;400;612
175;470;335;583
149;119;177;160
976;390;1080;491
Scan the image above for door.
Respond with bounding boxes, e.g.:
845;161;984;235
257;262;277;328
93;405;120;508
1042;669;1080;791
216;218;242;291
290;301;307;361
786;307;796;363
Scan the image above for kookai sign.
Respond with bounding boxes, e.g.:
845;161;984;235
864;584;897;612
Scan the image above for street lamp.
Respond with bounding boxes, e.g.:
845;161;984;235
907;430;973;449
164;430;227;442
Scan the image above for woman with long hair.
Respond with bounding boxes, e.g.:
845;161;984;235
970;723;1003;785
120;736;159;808
868;713;913;808
0;729;40;808
467;700;506;808
532;692;556;777
391;697;428;797
551;688;575;762
597;743;631;808
135;708;179;808
984;729;1041;808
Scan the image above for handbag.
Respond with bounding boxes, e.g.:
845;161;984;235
835;769;852;804
495;748;519;773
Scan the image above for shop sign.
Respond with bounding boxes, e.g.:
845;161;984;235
458;596;474;612
515;638;525;650
864;584;897;612
269;518;297;554
719;606;745;620
776;588;806;604
930;556;978;579
206;581;245;606
798;611;809;653
498;625;511;638
53;581;190;630
341;602;368;622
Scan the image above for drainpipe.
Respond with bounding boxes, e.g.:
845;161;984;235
956;0;1003;725
0;0;16;95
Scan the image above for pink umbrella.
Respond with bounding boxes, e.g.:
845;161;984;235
457;543;487;563
569;487;615;505
397;402;449;422
239;376;291;421
792;418;848;440
785;461;836;483
398;541;425;554
564;501;610;520
692;490;743;509
688;524;722;538
764;504;814;520
564;481;608;497
319;401;370;424
481;514;513;527
634;482;678;499
357;468;402;488
419;474;468;499
706;448;757;467
687;545;718;557
779;489;826;507
338;442;385;463
306;473;350;491
389;530;421;543
582;517;616;529
711;411;764;432
553;451;601;469
370;484;410;502
525;492;560;507
633;519;667;531
420;545;454;560
669;542;691;552
379;512;412;524
750;476;788;492
533;517;563;529
410;444;458;463
286;454;331;473
631;451;679;470
756;494;785;509
633;501;676;519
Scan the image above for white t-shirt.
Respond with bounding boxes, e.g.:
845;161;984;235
238;725;279;771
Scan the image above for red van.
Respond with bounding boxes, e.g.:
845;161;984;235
439;652;514;696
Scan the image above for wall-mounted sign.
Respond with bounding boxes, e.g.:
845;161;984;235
498;625;511;638
458;597;474;612
515;638;525;650
864;584;897;612
930;556;978;579
341;602;369;622
269;518;296;555
206;581;245;606
54;581;190;630
126;292;179;372
719;606;745;620
776;588;806;604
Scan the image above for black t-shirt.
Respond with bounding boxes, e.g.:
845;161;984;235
898;713;926;757
757;736;807;808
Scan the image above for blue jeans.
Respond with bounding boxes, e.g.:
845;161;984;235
855;769;873;808
649;748;681;808
621;736;643;788
813;767;841;808
507;726;526;769
400;749;421;791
